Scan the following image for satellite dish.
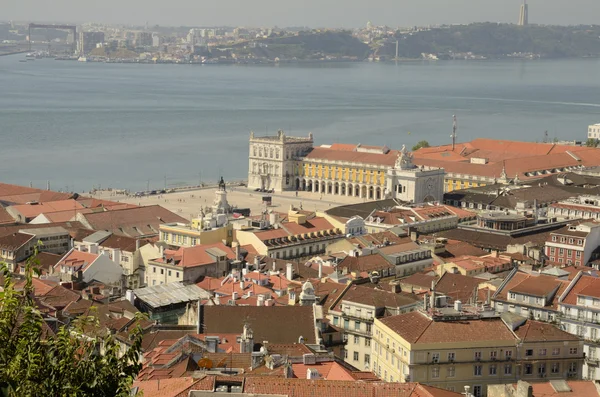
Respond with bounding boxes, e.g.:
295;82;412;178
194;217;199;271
197;358;213;369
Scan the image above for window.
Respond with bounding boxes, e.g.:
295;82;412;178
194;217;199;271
153;267;156;273
366;323;372;333
576;251;581;258
343;349;347;359
474;365;482;376
525;364;533;375
473;386;482;397
552;348;560;356
448;352;455;362
364;354;370;365
551;363;560;374
344;319;349;329
568;362;577;374
505;350;513;359
525;349;534;357
365;338;371;347
489;364;497;375
168;270;171;276
504;364;512;375
539;348;547;356
353;352;359;361
570;347;578;355
354;336;359;345
509;292;516;299
447;366;455;377
176;272;179;278
432;353;440;363
355;321;360;330
474;351;482;360
538;363;546;375
490;351;497;360
160;269;164;275
432;367;440;378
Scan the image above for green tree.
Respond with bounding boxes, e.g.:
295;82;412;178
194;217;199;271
586;138;599;148
412;140;430;151
0;251;144;397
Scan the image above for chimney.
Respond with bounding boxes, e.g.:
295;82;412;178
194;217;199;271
240;280;245;290
286;263;293;280
257;295;265;306
254;256;260;269
235;243;240;261
135;239;141;251
232;292;238;300
430;280;436;309
318;262;323;279
454;300;462;312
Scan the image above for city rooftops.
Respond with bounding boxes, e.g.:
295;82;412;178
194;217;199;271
133;282;211;309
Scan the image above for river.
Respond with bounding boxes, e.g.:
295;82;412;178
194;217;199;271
1;55;599;192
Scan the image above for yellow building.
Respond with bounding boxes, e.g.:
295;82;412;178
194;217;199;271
372;311;583;396
159;222;233;248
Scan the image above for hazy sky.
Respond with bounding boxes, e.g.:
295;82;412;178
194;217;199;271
5;0;600;28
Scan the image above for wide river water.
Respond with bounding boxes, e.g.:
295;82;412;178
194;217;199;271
1;55;599;192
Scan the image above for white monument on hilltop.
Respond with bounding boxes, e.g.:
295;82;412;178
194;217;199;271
385;145;445;203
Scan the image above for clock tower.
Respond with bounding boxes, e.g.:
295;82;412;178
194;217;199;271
386;145;445;203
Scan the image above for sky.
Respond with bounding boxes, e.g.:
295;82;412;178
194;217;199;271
5;0;600;28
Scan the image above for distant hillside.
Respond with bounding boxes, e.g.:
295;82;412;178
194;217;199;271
378;23;600;59
232;31;370;60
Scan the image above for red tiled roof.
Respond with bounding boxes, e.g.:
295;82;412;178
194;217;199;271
132;377;205;397
56;249;99;271
380;312;515;344
9;199;84;218
522;380;600;397
434;272;485;303
305;147;400;167
515;320;580;342
413;139;600;180
243;377;462;397
78;205;187;237
0;207;14;225
562;274;600;305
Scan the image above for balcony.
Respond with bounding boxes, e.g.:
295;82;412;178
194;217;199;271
586;356;599;366
342;327;372;338
559;313;600;325
341;312;375;323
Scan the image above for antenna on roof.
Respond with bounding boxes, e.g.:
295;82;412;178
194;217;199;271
451;115;458;151
543;130;548;144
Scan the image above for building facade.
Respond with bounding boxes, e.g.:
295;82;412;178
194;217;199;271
247;132;445;202
247;130;313;192
558;273;600;381
78;31;105;55
545;222;600;266
373;312;584;397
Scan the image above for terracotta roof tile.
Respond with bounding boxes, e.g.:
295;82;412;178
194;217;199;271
562;274;600;305
515;320;580;342
380;312;515;344
202;306;317;344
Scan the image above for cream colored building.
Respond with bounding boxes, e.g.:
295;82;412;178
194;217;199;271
372;311;583;396
145;242;235;286
326;283;421;372
248;130;313;192
247;132;445;202
234;211;346;260
160;222;232;248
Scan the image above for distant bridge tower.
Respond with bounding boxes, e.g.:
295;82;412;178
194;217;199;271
518;0;529;26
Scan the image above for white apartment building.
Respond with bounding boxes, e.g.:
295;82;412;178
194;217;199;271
558;272;600;381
